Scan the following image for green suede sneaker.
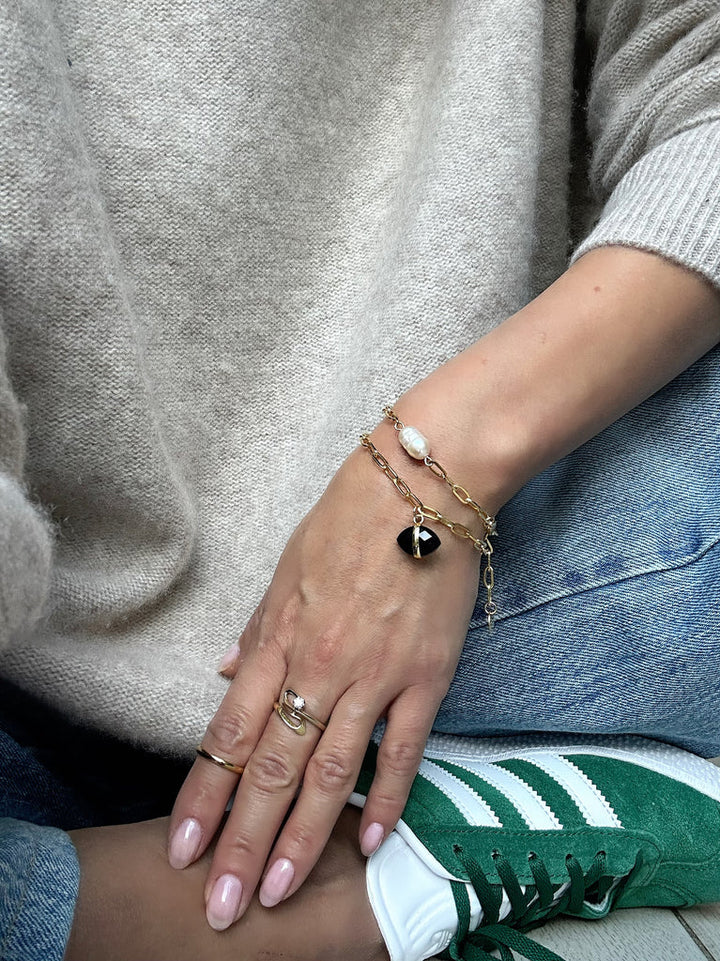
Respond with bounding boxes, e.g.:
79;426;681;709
349;733;720;961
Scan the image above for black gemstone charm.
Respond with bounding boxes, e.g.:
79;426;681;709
397;524;441;558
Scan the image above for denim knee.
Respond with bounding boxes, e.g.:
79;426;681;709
0;818;79;961
434;349;720;757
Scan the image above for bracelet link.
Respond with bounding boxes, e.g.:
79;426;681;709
360;407;499;630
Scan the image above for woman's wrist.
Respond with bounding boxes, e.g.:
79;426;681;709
362;417;487;531
352;242;720;603
386;246;720;519
388;378;510;519
347;415;488;572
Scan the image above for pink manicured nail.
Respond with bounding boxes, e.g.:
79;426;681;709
206;874;243;930
361;822;384;857
168;817;202;869
259;858;294;908
217;643;239;676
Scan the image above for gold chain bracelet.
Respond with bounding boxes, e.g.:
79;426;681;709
359;433;498;628
382;406;496;535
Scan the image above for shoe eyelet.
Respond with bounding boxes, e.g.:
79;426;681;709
528;851;537;861
453;844;464;856
565;853;573;862
491;849;500;861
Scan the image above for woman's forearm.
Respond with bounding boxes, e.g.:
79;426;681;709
66;811;384;961
379;246;720;516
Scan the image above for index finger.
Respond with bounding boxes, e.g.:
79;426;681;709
167;641;285;871
200;677;335;928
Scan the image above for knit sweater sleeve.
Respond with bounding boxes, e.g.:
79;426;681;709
571;0;720;290
0;314;54;650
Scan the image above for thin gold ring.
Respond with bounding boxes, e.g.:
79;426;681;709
195;745;244;776
273;689;328;736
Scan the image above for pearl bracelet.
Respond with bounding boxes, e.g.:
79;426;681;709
360;412;498;628
382;406;496;537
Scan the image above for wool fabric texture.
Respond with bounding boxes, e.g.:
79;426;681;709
0;0;719;755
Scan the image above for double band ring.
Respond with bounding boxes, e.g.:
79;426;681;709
196;745;244;776
274;689;328;736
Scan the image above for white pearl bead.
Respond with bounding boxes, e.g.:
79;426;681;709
399;426;430;460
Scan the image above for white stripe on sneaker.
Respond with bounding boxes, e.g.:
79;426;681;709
446;759;563;830
419;760;502;827
421;733;720;804
516;752;623;828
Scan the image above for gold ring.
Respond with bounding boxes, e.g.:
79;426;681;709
195;745;244;775
273;689;328;736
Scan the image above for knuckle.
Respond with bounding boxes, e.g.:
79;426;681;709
305;750;356;794
308;625;345;673
205;705;255;756
341;698;371;726
425;673;453;699
220;828;257;863
378;738;421;781
416;647;455;678
282;821;317;859
252;598;298;661
244;603;264;638
246;749;299;794
367;786;403;814
188;776;224;811
271;597;299;642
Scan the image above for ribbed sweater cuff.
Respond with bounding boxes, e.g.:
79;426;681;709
572;120;720;290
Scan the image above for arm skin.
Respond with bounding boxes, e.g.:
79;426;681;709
389;245;720;521
173;244;720;930
65;809;385;961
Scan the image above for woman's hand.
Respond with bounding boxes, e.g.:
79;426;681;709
168;422;485;930
167;248;720;932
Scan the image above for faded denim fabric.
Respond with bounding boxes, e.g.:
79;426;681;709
0;818;79;961
435;346;720;758
0;688;188;961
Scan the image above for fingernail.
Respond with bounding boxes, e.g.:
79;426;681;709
259;857;294;908
361;822;384;857
206;874;243;931
168;817;202;870
217;643;238;676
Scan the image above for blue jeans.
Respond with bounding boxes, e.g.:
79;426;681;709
436;346;720;758
0;681;187;961
2;347;719;959
0;818;79;961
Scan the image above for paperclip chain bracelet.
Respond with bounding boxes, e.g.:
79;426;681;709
359;433;498;628
382;406;497;536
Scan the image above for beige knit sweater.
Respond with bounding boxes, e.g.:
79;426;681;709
1;0;719;755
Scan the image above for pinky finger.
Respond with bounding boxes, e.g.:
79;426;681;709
217;595;269;678
357;690;439;856
217;640;241;678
